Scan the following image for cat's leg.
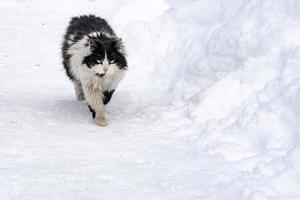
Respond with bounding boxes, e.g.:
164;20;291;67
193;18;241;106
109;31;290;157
73;81;85;101
82;85;107;127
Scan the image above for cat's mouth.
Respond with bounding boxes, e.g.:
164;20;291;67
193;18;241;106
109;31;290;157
96;73;105;77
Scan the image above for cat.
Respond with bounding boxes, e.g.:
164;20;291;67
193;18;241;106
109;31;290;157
62;15;127;126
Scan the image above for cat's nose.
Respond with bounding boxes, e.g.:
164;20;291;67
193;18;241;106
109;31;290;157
103;64;109;72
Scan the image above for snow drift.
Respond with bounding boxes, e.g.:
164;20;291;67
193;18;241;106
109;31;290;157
151;0;300;198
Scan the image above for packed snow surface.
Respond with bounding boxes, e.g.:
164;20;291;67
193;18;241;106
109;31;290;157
1;0;300;199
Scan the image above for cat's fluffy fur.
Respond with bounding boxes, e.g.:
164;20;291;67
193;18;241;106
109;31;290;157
62;15;127;126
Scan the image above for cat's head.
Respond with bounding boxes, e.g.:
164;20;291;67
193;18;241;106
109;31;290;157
82;36;127;77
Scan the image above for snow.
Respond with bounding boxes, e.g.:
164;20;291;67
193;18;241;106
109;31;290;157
1;0;300;199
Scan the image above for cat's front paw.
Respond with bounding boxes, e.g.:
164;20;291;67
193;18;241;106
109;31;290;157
94;116;108;127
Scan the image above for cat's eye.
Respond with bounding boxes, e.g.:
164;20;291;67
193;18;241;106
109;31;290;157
96;59;103;64
109;60;115;64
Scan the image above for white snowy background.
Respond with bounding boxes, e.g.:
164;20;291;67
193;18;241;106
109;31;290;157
1;0;300;199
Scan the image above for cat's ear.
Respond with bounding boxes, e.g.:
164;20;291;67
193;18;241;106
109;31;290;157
88;37;97;52
111;38;125;54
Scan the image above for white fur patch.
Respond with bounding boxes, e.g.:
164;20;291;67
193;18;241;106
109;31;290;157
89;31;112;38
67;35;75;45
102;64;125;91
103;52;109;65
69;34;74;40
68;36;91;80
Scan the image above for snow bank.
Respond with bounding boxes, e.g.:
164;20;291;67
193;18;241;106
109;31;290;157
151;0;300;198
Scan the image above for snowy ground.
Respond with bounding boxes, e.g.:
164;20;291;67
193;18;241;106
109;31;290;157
1;0;300;199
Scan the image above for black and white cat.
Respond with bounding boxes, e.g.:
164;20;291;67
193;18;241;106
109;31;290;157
62;15;127;126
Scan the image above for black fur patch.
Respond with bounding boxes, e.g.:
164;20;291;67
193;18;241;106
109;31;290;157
103;90;115;105
87;104;96;119
82;54;104;68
